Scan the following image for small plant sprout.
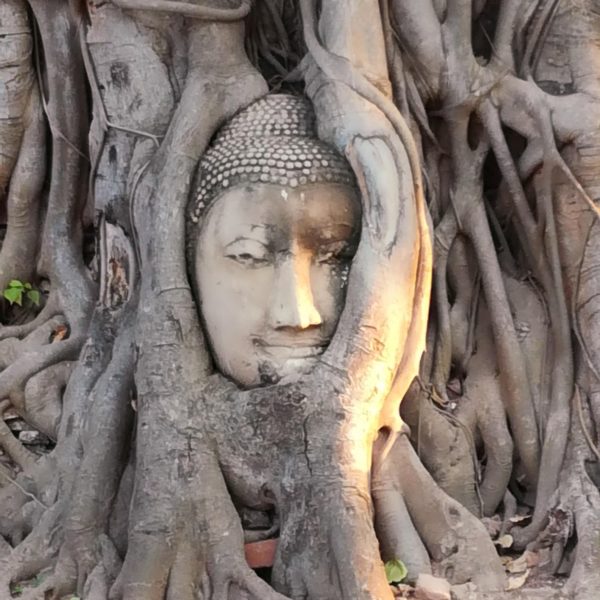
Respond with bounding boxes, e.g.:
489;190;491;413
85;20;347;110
2;280;41;307
384;558;408;585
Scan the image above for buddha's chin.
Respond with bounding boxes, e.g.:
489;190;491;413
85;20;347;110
276;356;319;383
252;355;320;387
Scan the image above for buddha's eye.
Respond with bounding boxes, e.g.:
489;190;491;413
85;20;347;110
225;239;271;268
229;253;270;267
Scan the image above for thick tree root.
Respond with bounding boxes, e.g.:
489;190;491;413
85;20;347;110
83;535;123;600
542;390;600;600
376;435;505;591
401;386;481;516
0;316;66;369
0;294;61;341
0;503;62;597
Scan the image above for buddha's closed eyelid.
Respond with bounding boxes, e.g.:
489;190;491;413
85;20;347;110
224;238;273;268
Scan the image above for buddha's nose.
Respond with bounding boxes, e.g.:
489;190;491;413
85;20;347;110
268;254;322;330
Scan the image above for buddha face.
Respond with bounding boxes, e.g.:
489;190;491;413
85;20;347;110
194;182;361;387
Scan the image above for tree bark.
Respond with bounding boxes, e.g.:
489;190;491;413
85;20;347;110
1;1;600;599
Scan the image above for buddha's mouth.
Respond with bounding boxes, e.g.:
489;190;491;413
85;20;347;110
259;344;326;360
252;337;328;360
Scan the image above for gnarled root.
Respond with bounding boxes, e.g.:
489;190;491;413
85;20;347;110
273;473;393;600
111;448;290;600
22;361;73;439
516;388;600;600
0;501;63;597
401;385;481;516
0;316;66;370
375;434;505;592
373;430;431;582
0;293;61;342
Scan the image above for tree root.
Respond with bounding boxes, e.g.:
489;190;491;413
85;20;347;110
16;564;76;600
466;195;541;489
110;448;291;600
0;0;35;196
202;559;291;600
0;293;61;342
523;387;600;600
0;72;46;295
432;209;458;405
0;400;37;472
22;361;73;439
0;477;46;543
84;535;123;600
0;316;67;369
381;435;505;591
273;477;393;600
65;308;135;590
373;431;432;581
402;386;481;515
0;502;63;597
27;0;95;334
0;336;83;413
110;0;252;21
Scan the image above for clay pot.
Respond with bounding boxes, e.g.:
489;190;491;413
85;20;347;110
244;538;278;569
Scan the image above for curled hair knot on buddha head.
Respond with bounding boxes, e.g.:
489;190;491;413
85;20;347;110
187;94;356;229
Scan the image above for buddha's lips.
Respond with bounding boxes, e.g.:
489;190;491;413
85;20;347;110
253;338;328;360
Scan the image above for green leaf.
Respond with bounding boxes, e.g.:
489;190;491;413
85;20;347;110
10;583;23;594
385;558;408;584
24;282;32;290
3;287;23;305
26;290;40;306
8;279;23;289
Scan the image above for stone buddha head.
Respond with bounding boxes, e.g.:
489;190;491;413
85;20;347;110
188;95;361;388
